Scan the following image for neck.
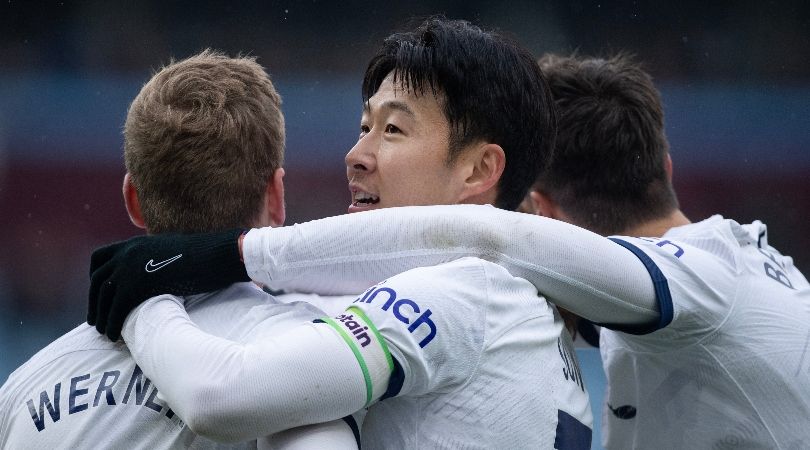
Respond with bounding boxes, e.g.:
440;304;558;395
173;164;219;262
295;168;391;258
620;209;691;238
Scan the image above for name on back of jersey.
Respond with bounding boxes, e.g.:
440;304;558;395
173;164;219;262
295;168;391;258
23;365;179;432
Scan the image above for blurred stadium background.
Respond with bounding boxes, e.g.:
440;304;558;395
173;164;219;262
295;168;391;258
1;1;808;447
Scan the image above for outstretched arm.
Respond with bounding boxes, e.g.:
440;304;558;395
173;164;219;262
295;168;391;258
243;204;660;327
90;204;660;339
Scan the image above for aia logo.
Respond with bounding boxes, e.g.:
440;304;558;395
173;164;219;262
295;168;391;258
608;403;637;420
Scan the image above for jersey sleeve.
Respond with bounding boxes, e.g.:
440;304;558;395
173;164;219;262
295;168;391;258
336;257;489;398
262;417;360;450
121;295;376;442
242;204;660;326
606;235;737;340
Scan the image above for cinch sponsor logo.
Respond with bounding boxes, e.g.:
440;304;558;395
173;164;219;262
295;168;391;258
354;286;437;348
335;313;372;348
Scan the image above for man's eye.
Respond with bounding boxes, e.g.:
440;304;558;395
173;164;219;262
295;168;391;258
359;125;370;137
384;124;401;134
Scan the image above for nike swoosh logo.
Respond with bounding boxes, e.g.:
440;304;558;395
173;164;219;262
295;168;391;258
607;403;637;420
145;254;183;272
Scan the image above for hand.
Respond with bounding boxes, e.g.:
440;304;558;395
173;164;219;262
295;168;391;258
88;228;249;340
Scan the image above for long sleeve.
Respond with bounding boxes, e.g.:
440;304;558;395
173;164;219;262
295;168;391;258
121;296;369;442
243;204;660;326
262;419;359;450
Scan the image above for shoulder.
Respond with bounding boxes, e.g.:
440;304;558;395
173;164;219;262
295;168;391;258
336;257;554;398
604;216;805;342
658;215;770;269
1;323;122;405
366;257;546;328
388;256;490;282
188;283;326;341
606;219;744;339
382;257;533;294
344;259;495;396
610;217;742;282
6;324;119;379
367;257;543;321
360;258;491;313
277;293;355;317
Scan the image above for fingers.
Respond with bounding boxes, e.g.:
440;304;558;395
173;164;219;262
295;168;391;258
88;262;116;326
90;241;128;275
95;279;117;340
106;291;139;342
107;299;131;341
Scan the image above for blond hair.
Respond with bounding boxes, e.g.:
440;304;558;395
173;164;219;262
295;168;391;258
124;49;284;233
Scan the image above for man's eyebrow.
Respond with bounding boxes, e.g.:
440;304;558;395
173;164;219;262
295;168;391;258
384;100;416;118
363;100;416;118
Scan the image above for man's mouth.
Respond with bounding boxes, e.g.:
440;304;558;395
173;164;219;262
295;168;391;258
352;191;380;207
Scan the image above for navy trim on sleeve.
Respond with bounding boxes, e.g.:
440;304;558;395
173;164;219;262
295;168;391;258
600;238;674;335
379;356;404;401
341;414;362;449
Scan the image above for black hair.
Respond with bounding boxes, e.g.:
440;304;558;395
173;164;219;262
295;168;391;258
536;53;679;235
362;17;556;211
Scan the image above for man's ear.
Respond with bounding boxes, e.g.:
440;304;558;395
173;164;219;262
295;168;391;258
517;194;537;214
665;152;673;182
123;173;146;229
529;190;563;220
264;168;286;227
459;143;505;204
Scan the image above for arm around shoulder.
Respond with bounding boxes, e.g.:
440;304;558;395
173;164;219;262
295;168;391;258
243;205;660;325
121;297;370;441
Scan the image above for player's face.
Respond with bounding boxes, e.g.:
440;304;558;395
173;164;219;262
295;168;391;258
345;72;470;213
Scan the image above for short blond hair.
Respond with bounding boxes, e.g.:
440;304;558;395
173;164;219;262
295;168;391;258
124;49;284;233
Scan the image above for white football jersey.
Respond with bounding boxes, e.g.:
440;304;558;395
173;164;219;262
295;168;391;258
601;216;810;449
276;292;356;317
0;283;323;449
337;257;593;449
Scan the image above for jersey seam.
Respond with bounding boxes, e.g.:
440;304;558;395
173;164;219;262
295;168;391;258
690;275;743;347
607;239;744;354
694;223;745;340
442;259;489;397
701;344;780;447
666;227;744;346
278;248;486;269
621;273;742;355
483;312;548;349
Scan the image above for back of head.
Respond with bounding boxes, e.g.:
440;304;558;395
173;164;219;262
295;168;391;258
124;49;285;234
536;53;678;235
362;17;556;211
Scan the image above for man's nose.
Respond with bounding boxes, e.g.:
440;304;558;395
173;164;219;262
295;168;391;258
345;137;374;174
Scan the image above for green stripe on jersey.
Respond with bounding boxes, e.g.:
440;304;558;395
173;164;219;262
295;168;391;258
323;317;373;405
